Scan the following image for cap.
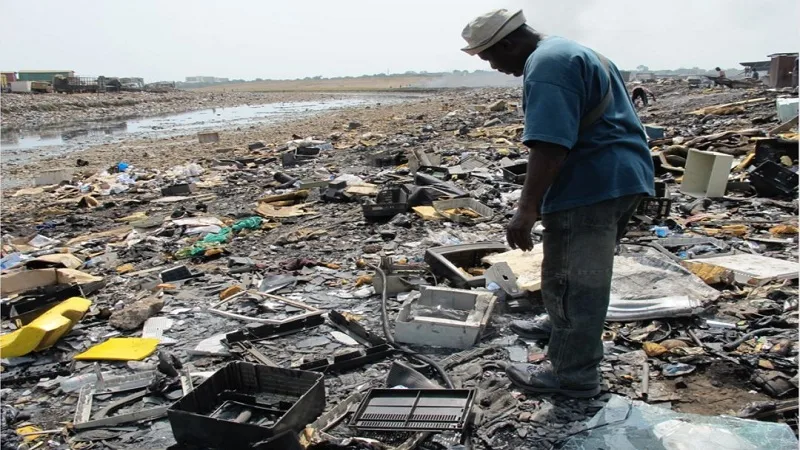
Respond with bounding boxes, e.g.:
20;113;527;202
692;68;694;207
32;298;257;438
461;9;526;55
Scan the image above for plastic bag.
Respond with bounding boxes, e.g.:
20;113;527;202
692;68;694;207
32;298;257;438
654;420;757;450
202;227;232;243
332;174;364;185
231;217;262;231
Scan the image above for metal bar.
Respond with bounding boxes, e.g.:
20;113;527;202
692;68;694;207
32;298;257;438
73;406;169;430
640;361;649;401
404;391;422;427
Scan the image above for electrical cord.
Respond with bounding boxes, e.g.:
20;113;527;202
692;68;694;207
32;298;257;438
369;262;454;389
371;262;472;450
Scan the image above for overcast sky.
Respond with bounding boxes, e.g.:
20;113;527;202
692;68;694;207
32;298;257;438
2;0;797;82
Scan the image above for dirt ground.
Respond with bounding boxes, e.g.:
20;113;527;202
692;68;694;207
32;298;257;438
0;83;797;449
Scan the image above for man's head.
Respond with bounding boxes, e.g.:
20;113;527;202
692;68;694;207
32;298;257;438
715;67;721;71
461;9;541;77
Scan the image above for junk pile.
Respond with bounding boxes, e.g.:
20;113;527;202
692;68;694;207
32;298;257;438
1;85;797;449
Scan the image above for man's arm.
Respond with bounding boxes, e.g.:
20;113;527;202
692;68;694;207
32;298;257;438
519;141;568;214
506;141;568;251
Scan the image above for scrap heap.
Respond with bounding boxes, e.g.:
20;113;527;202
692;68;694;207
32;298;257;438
1;84;798;450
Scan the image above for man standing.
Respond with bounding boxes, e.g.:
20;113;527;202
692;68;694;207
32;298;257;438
461;10;654;398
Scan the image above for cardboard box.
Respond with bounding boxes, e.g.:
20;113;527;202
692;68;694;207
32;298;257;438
1;269;102;297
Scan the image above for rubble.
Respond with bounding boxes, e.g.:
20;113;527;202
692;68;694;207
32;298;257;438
109;296;166;330
0;84;798;449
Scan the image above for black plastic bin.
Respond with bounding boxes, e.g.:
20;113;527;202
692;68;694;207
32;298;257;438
635;181;671;219
168;362;324;449
749;161;798;197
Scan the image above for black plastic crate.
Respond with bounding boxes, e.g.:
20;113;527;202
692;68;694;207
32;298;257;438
502;161;527;184
363;185;410;220
754;138;798;166
168;362;324;449
636;197;672;219
749;161;798;197
653;180;667;198
350;388;475;432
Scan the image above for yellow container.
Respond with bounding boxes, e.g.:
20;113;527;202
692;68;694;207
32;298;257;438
0;297;91;358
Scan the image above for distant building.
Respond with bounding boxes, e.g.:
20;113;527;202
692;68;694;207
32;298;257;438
18;70;74;82
185;76;229;83
633;72;656;82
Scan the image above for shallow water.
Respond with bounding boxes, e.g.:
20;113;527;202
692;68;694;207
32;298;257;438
0;94;412;165
0;94;416;189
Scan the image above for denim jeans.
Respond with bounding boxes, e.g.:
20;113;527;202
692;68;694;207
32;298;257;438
540;194;642;388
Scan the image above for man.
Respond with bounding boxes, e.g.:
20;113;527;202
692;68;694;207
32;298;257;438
715;67;727;78
631;86;656;107
461;10;654;398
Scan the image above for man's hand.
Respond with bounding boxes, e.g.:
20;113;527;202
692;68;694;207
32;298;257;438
506;207;538;251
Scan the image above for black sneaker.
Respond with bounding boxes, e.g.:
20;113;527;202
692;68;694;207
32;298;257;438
506;362;601;398
509;314;552;340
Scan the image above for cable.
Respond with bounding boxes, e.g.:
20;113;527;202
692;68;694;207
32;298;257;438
722;327;793;351
369;262;454;389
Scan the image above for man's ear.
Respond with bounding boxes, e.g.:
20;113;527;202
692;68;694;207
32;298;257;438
495;38;514;51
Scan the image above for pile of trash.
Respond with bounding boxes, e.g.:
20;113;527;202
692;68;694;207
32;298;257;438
1;84;798;449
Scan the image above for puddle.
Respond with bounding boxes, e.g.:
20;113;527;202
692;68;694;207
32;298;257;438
1;94;417;184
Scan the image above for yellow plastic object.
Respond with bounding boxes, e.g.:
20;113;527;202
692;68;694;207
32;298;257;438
0;297;91;358
16;425;43;442
74;337;159;361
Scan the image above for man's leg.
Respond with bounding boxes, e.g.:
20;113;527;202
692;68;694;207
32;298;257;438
506;195;642;396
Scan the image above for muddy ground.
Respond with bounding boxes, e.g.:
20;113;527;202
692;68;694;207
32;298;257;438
0;90;355;132
0;84;797;449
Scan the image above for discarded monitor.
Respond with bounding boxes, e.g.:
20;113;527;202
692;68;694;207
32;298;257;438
680;149;733;198
394;286;496;349
501;161;527;184
362;185;409;220
350;388;475;432
168;362;325;449
425;242;508;288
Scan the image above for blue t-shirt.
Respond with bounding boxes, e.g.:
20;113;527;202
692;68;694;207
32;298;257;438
522;36;655;213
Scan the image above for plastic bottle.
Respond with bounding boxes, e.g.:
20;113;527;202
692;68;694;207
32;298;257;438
59;373;104;393
651;226;670;238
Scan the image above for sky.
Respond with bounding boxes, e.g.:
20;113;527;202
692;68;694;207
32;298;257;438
2;0;798;82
